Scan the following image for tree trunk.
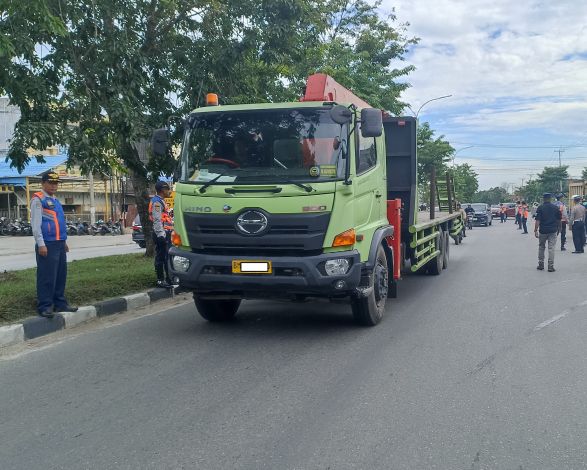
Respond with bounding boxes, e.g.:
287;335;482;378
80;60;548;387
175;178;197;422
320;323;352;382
132;171;155;257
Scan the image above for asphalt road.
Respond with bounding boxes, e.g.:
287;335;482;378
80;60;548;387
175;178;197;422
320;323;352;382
0;234;142;271
2;219;587;469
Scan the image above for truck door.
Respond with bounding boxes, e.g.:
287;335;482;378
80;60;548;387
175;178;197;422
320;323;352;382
352;122;385;231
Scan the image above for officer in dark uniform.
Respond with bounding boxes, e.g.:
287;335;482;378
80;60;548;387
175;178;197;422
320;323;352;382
31;171;78;318
149;181;176;288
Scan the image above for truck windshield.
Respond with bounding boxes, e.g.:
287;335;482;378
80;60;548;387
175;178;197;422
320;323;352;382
180;108;347;185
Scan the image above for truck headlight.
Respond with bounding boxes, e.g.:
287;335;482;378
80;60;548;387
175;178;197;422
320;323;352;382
171;255;190;272
324;258;350;276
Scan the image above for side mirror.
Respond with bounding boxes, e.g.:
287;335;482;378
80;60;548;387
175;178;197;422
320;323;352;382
330;105;352;125
151;128;170;157
360;108;382;137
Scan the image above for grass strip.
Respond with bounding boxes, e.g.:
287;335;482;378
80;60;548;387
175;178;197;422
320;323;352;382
0;253;155;325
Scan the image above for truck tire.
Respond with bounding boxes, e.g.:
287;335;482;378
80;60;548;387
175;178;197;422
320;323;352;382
194;297;241;322
351;245;388;326
443;232;450;269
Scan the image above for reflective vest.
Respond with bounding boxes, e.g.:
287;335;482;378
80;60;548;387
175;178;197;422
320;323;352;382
554;201;568;222
517;205;523;215
32;191;67;241
500;206;506;213
523;207;529;218
148;195;173;231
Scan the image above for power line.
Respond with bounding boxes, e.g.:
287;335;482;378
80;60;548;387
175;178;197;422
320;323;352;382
450;142;587;149
454;156;587;161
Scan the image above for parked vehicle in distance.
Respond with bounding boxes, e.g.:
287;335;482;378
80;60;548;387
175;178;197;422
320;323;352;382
471;203;492;226
132;215;145;248
502;203;517;218
491;205;501;218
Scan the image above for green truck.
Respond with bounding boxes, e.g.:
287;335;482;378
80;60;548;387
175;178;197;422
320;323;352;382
154;74;464;326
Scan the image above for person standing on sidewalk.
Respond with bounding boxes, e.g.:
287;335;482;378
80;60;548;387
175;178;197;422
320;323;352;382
570;195;586;253
534;193;561;272
553;193;568;251
521;201;529;234
31;171;78;318
149;181;177;288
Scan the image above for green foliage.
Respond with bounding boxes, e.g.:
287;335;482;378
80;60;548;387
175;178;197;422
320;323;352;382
417;122;454;187
581;167;587;180
472;186;509;205
306;0;418;114
1;0;417;254
453;163;479;203
0;253;154;324
515;166;569;203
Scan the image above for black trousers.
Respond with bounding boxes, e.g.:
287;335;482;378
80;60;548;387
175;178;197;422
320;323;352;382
521;217;528;233
153;232;171;281
36;241;68;313
560;222;567;247
572;221;585;252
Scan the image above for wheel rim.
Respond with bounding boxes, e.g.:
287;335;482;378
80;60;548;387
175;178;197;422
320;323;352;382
374;260;388;306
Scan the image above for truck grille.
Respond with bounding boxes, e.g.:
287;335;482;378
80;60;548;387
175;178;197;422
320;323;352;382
184;211;330;256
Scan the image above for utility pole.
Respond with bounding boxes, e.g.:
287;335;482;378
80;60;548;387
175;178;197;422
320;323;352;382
89;171;96;224
556;148;565;191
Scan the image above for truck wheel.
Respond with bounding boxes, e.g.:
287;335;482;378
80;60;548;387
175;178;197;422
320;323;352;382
194;297;241;322
351;245;388;326
138;241;146;248
443;232;450;269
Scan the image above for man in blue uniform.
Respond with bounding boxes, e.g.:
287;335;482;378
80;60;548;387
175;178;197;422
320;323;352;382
149;181;176;288
31;171;78;318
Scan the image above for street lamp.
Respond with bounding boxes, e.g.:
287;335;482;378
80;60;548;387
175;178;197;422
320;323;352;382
414;94;453;119
452;145;474;166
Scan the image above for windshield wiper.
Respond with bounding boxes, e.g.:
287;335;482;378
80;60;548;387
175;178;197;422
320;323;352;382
198;171;231;193
272;176;313;193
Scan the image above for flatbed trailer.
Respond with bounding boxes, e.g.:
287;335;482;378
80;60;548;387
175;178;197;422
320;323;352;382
383;116;464;277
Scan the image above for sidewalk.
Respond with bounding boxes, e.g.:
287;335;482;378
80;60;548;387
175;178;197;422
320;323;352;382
0;234;142;270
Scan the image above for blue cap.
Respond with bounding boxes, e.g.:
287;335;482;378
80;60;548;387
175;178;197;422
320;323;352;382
543;192;552;198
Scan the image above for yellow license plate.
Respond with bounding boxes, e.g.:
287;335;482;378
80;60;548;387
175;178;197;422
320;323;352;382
232;260;273;274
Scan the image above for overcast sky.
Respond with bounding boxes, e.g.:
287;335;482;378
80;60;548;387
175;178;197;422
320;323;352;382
382;0;587;190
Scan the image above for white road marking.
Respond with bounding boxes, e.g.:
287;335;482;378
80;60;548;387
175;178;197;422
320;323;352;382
533;311;570;331
533;299;587;332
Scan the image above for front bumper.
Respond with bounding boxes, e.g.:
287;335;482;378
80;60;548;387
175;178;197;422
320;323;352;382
168;248;362;298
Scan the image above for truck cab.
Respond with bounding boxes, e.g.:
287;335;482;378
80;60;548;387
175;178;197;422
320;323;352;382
164;78;395;325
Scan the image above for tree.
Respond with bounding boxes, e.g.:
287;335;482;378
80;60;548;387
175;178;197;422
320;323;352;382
0;0;328;255
472;187;509;205
582;167;587;180
452;163;478;203
1;0;418;257
514;165;569;203
536;166;569;194
417;122;453;185
305;0;419;114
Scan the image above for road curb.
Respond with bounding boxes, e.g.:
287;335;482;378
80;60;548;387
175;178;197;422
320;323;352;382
124;293;150;310
1;286;184;348
23;314;66;340
0;324;25;348
62;306;97;328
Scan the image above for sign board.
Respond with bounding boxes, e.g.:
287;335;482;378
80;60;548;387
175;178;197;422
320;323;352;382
164;191;176;209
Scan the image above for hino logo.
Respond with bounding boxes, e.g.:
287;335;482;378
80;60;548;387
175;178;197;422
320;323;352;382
236;210;268;235
186;206;212;213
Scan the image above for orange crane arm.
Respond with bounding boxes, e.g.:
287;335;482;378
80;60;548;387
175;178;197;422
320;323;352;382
300;73;373;109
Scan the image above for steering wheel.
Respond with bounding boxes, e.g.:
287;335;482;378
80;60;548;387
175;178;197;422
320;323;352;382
205;157;240;168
